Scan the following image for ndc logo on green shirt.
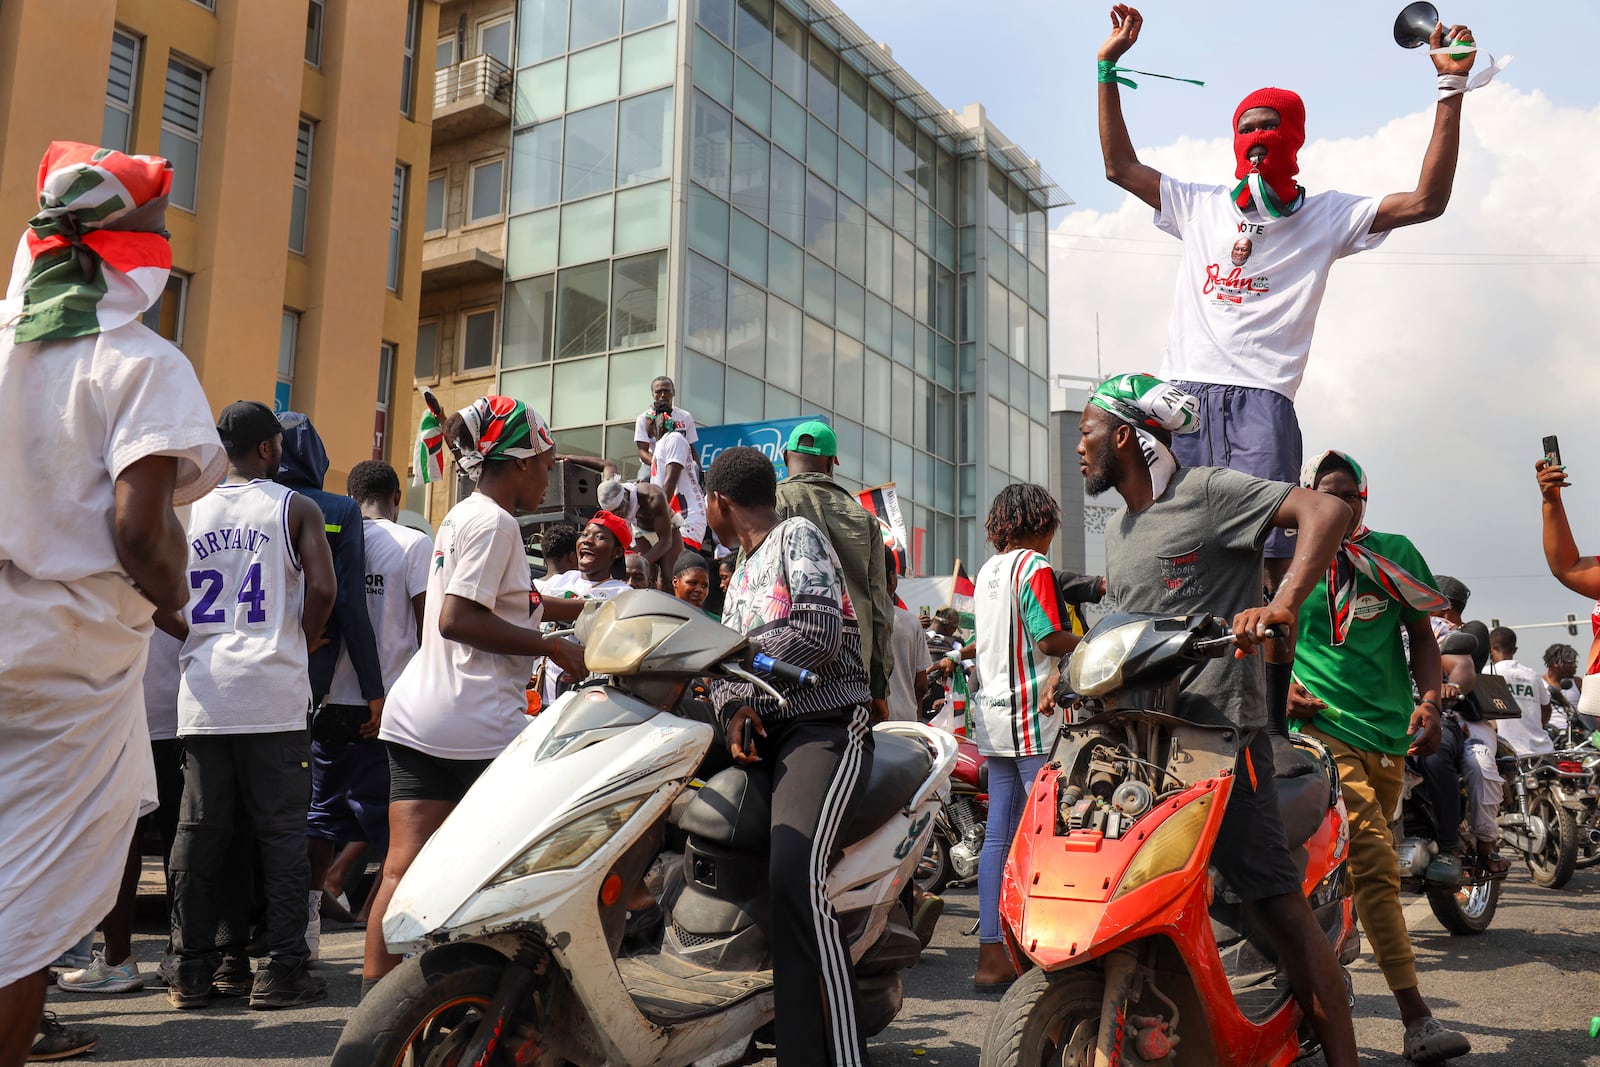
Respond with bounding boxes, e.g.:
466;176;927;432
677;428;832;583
1351;594;1389;622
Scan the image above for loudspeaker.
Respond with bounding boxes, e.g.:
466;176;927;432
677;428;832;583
548;459;600;513
1394;1;1441;48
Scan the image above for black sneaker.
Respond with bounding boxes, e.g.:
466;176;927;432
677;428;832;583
212;954;254;998
29;1011;97;1061
168;958;214;1010
249;958;327;1010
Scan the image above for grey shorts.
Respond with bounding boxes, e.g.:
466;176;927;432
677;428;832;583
1169;381;1302;559
1211;730;1304;902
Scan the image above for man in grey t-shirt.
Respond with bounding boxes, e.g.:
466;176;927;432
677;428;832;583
1077;373;1358;1067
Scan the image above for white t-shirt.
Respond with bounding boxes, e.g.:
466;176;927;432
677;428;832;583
382;493;544;761
886;605;931;722
532;569;629;706
1154;176;1388;400
143;629;183;742
1490;658;1554;755
329;517;432;706
650;431;708;547
635;406;699;447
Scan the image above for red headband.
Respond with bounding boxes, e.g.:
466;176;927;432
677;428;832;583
1233;87;1306;209
588;510;633;552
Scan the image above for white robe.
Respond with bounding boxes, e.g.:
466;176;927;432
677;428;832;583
0;320;222;987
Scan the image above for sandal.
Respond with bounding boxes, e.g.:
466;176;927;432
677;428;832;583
1479;853;1512;879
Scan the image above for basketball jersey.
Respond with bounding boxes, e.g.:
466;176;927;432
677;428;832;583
177;479;309;735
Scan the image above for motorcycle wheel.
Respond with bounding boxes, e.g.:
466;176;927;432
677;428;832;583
915;829;955;896
331;952;521;1067
1525;794;1579;889
1426;866;1501;935
980;966;1103;1067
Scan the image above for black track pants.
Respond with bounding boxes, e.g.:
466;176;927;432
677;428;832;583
763;705;874;1067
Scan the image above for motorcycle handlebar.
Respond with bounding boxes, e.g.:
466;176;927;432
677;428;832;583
749;651;820;689
1191;625;1283;654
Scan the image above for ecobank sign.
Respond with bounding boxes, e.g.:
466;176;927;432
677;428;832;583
698;416;829;482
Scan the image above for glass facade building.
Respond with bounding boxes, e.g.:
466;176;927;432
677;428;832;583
498;0;1065;574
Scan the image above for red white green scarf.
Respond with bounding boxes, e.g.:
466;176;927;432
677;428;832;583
7;142;173;343
1301;449;1448;645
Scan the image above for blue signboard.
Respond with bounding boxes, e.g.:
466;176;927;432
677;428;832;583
698;415;829;482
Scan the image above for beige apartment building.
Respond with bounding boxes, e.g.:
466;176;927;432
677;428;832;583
408;0;515;525
0;0;439;491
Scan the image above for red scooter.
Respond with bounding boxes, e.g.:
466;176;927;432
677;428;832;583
981;613;1355;1067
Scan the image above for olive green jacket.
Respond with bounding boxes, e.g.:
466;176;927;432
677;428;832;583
774;473;894;700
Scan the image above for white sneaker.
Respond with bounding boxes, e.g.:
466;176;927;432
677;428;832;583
305;889;322;962
57;952;146;994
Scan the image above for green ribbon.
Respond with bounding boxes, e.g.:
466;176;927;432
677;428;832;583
1230;172;1304;220
1097;60;1205;90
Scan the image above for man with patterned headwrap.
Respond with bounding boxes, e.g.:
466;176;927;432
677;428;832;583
0;143;225;1062
1095;5;1488;583
1288;449;1470;1064
1076;373;1360;1067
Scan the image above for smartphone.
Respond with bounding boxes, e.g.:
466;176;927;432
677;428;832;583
1543;434;1562;467
740;717;755;756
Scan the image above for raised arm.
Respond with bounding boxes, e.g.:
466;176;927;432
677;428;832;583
1536;458;1600;598
1097;5;1163;211
1372;22;1475;232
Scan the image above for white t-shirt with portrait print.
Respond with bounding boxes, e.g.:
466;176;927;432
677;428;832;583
650;430;708;548
1153;175;1388;400
382;493;544;761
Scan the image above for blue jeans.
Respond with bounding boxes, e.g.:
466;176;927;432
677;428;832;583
977;754;1047;944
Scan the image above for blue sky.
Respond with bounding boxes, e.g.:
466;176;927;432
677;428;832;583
849;0;1598;213
850;1;1600;640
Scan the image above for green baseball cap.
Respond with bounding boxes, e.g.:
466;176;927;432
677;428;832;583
785;419;837;457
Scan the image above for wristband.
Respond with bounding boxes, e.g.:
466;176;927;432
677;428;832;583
1098;60;1136;88
1422;697;1442;713
1437;73;1467;100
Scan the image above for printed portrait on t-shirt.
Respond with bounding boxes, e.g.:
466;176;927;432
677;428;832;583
1231;237;1253;267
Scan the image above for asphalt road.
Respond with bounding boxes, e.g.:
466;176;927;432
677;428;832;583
40;864;1600;1065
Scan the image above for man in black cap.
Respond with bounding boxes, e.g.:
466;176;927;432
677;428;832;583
168;401;335;1010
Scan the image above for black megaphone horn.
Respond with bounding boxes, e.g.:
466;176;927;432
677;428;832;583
1394;1;1443;49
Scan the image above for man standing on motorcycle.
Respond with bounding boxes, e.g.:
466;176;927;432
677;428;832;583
705;445;874;1067
1076;373;1359;1067
1289;450;1472;1063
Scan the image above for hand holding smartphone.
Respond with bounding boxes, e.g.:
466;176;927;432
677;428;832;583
1542;434;1562;468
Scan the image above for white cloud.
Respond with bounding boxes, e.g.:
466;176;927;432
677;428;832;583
1051;85;1600;635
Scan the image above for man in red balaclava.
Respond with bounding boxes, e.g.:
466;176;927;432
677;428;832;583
1095;8;1480;1066
1095;5;1476;586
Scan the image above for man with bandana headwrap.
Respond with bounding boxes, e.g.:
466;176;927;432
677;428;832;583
1096;5;1480;585
1075;374;1360;1067
0;143;225;1062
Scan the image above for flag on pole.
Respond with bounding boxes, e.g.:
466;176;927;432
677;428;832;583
951;559;976;616
414;404;447;486
858;483;910;576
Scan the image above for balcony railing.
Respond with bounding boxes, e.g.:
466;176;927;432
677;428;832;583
434;54;511;111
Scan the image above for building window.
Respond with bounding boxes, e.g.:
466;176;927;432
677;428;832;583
277;310;300;413
467;158;504;223
192;0;215;9
436;36;456;70
160;58;206;212
387;165;407;292
306;0;325;66
425;172;446;233
289;118;314;254
461;307;497;372
104;30;139;154
415;319;439;379
375;342;396;460
140;271;188;346
477;14;513;67
400;0;420;116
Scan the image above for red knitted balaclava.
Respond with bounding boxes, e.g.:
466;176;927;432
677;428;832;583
1233;87;1305;210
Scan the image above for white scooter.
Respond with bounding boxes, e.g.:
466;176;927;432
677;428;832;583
333;589;956;1067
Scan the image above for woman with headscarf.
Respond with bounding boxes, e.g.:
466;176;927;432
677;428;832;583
361;395;586;992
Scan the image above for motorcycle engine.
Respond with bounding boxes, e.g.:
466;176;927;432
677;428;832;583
1393;836;1436;879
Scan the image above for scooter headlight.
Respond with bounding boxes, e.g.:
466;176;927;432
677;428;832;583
1112;794;1212;900
584;600;688;675
492;797;645;884
1068;620;1146;698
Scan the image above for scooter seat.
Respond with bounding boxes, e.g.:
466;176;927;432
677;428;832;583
1271;741;1333;851
679;731;933;852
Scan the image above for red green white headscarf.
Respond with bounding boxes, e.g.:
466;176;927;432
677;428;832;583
453;394;553;481
1088;373;1201;499
1300;449;1448;646
6;142;173;343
